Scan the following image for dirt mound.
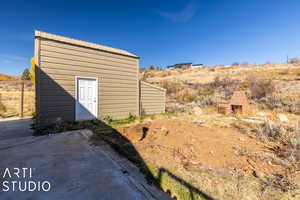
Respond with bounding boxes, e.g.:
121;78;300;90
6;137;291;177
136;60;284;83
117;119;282;174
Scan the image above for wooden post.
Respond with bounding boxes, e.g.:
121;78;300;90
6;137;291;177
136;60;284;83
20;80;24;118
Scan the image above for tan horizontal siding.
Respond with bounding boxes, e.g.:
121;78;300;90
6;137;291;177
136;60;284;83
101;99;137;105
141;108;164;112
101;107;139;113
39;109;74;118
140;81;165;115
40;54;137;71
101;95;136;101
141;105;165;109
140;102;165;107
40;63;137;78
40;101;74;107
101;111;136;120
41;61;137;74
101;103;137;109
41;44;137;66
142;110;162;115
101;81;137;87
40;94;75;102
141;88;165;93
40;73;136;82
141;107;165;112
141;96;165;100
40;86;137;94
37;38;138;127
41;77;137;87
100;90;137;95
40;81;137;91
41;40;137;62
41;105;74;112
40;86;137;97
140;90;166;94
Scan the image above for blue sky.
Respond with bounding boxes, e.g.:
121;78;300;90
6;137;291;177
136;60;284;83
1;0;300;75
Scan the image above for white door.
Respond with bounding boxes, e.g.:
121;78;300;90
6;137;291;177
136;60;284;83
76;77;98;121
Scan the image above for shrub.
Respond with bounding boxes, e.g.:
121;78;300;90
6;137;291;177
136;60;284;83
288;57;300;64
235;121;300;175
232;62;240;66
211;76;233;88
186;95;197;102
278;69;289;75
102;115;113;123
249;79;275;99
196;95;219;107
239;81;249;89
211;76;239;98
257;95;300;114
161;81;182;95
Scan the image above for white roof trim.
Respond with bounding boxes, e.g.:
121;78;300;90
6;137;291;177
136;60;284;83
141;81;166;92
35;30;138;58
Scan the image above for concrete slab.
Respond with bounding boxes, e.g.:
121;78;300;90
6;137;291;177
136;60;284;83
0;118;33;140
0;130;170;200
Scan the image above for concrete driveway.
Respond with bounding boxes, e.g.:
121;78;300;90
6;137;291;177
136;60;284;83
0;129;169;200
0;117;33;140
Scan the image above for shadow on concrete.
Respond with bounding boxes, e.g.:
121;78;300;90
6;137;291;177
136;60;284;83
34;66;214;199
0;118;33;140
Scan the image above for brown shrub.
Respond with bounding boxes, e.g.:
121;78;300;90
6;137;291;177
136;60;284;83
211;76;240;98
196;95;220;106
289;57;300;64
257;95;300;114
175;88;197;103
249;79;275;99
235;121;300;175
161;81;182;95
278;69;289;75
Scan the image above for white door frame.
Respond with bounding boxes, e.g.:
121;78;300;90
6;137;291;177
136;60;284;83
75;76;98;121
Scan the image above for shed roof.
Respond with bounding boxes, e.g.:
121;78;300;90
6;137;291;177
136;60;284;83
35;30;139;58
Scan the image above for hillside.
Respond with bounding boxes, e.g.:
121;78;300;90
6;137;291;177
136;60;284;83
0;73;18;81
137;63;300;199
140;63;300;114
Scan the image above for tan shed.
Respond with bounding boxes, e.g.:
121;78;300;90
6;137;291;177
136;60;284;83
34;31;165;127
139;81;166;115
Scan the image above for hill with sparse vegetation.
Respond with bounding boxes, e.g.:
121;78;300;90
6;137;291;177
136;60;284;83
0;73;18;81
137;62;300;199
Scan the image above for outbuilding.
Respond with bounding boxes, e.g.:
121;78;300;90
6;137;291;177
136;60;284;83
34;31;165;127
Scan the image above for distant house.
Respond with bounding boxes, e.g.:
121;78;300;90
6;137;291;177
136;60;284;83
191;64;204;69
167;63;192;70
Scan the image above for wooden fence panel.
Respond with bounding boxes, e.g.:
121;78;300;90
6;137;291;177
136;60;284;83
0;80;35;118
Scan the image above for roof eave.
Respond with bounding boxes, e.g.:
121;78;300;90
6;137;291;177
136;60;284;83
34;30;139;59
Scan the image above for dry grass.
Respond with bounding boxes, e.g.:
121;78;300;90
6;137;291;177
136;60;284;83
142;63;300;117
0;73;18;81
0;91;35;118
0;80;35;118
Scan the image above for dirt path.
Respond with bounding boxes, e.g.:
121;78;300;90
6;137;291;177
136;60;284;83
117;119;280;174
